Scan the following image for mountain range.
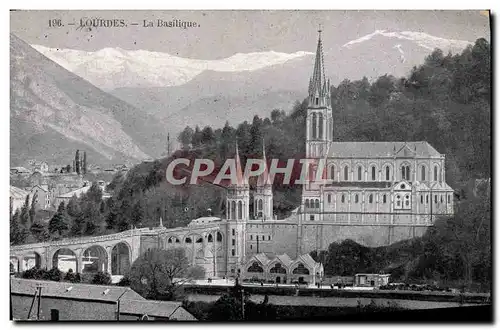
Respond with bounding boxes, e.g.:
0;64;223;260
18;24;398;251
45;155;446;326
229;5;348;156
10;34;169;167
10;31;475;166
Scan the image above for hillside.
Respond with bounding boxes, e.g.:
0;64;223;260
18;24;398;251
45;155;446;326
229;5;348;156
10;34;170;166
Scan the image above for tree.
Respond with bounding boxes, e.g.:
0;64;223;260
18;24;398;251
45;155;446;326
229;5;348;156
129;248;202;300
131;201;144;228
91;271;112;285
10;209;26;245
30;220;49;242
48;210;69;237
178;126;194;150
19;194;30;227
29;191;38;226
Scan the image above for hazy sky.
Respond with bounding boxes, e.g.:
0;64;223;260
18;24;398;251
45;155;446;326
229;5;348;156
10;10;490;59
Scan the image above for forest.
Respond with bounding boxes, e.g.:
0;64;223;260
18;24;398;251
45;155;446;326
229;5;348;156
10;38;491;290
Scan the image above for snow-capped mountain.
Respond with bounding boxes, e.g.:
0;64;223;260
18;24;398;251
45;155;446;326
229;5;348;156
32;45;314;90
342;30;473;54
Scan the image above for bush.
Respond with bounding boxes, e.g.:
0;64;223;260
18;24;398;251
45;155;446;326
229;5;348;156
22;267;45;280
45;267;62;282
116;275;131;287
91;271;112;285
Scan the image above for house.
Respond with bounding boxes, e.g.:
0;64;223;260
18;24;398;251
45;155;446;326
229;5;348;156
354;273;391;288
10;278;197;321
29;185;52;210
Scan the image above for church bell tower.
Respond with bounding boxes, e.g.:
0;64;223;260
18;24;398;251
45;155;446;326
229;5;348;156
306;27;333;159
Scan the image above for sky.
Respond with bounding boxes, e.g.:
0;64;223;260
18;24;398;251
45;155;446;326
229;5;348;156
10;10;490;59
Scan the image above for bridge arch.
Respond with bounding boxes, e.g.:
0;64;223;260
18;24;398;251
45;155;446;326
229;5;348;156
52;248;78;272
111;242;131;276
21;251;42;272
10;256;20;273
81;245;108;273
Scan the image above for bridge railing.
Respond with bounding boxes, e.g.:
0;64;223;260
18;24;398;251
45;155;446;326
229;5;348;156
9;228;148;252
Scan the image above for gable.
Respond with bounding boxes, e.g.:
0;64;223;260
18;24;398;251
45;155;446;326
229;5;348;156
393;180;412;191
395;144;416;158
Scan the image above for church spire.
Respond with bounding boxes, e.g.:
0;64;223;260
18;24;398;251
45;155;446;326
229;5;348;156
310;25;327;99
233;141;248;187
257;138;272;187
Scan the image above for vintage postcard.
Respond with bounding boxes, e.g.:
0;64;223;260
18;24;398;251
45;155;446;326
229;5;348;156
9;10;491;322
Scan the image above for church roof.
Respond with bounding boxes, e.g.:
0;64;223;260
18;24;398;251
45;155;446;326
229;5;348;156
327;141;442;158
275;253;294;267
254;252;272;266
298;253;319;269
428;181;454;191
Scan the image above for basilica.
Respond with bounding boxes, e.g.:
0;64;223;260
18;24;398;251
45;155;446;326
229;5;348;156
10;30;455;284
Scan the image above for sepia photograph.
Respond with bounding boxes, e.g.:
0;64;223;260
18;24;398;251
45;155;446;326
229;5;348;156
8;9;492;322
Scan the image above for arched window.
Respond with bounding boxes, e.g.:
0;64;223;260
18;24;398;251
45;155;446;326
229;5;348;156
231;201;236;219
354;194;359;203
168;237;172;244
314;199;320;209
344;166;349;181
305;199;310;208
341;194;345;203
426;195;429;204
238;201;243;219
383;194;387;203
385;166;390;181
196;237;203;243
421;165;426;181
258;199;263;211
434;166;438;181
327;194;331;203
270;263;286;274
401;165;410;180
435;195;438;203
371;166;376;181
292;263;310;275
185;237;192;244
318;113;324;139
248;262;264;273
441;195;443;203
312;113;317;139
207;234;213;242
330;165;335;180
369;194;373;203
357;166;362;181
250;235;253;240
421;195;423;204
447;195;451;203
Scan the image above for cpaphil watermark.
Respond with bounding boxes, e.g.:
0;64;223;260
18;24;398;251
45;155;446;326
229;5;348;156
165;158;330;186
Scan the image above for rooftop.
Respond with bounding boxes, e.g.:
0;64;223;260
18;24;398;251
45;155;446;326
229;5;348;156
10;278;144;303
327;141;442;158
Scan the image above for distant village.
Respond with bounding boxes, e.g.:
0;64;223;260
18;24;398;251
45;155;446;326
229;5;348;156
9;149;131;218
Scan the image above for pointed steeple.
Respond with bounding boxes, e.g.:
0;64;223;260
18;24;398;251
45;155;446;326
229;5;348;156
310;26;327;99
257;139;272;187
233;141;248;187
